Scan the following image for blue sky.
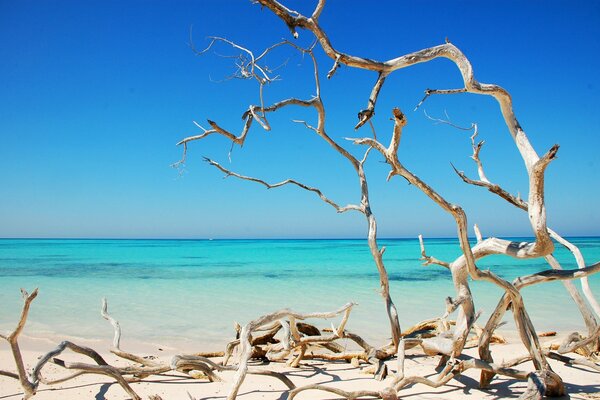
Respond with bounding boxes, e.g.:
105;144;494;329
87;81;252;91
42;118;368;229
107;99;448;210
1;0;599;239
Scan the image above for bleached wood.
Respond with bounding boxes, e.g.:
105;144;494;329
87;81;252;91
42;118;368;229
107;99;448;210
548;229;600;319
101;298;161;367
0;289;38;399
227;303;354;400
435;110;600;376
168;1;600;397
203;158;362;214
33;340;141;400
418;234;450;269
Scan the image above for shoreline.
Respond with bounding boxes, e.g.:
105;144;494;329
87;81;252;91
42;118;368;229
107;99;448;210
10;316;590;360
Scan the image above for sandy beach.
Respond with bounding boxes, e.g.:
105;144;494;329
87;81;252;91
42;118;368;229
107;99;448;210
2;331;599;400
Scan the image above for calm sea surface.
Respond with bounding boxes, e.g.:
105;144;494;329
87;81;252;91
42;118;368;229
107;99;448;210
1;238;599;350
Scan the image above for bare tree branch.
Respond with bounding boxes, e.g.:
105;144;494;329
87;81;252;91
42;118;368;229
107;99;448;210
227;303;354;400
203;157;363;213
0;289;39;398
418;235;450;269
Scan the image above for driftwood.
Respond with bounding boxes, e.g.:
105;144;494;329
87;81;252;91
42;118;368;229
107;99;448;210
0;289;405;399
173;0;600;398
224;303;356;399
444;117;600;378
0;289;39;399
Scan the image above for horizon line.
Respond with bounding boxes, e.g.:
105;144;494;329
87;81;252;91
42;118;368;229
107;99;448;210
1;235;599;241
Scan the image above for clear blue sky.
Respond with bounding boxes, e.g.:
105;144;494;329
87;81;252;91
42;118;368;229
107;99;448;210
1;0;599;239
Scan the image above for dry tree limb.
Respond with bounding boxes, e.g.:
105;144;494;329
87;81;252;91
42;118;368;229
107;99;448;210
418;235;449;269
538;331;557;337
556;328;600;356
329;330;396;380
103;298;238;382
544;255;598;344
401;318;447;338
33;370;90;386
503;350;600;373
257;0;550;175
227;303;354;400
519;369;565;400
0;370;20;379
444;113;600;355
548;229;600;319
99;298;196;382
473;224;483;243
288;384;382;400
173;354;296;388
392;356;537;399
478;260;600;387
187;37;310;133
452;163;528;210
223;339;239;366
301;351;368;362
540;255;599;353
478;264;598;383
2;290;154;399
445;129;600;371
101;298;161;367
355;72;388;130
428;107;600;360
444;121;528;210
203;158;362;214
223;305;394;388
466;324;506;348
33;341;141;400
171;355;223;382
344;47;563;399
0;289;39;399
467;125;490;183
295;329;392;380
546;351;600;372
351;110;479;360
548;229;600;353
223;308;289;366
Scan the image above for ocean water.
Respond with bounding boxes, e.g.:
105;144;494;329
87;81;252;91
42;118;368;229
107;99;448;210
0;238;599;350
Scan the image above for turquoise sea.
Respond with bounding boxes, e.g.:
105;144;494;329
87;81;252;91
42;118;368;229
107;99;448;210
1;238;599;350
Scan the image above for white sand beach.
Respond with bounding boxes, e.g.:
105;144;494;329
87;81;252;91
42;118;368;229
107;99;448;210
1;332;599;400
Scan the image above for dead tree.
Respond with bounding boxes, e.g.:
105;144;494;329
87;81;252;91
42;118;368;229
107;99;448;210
176;1;600;398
